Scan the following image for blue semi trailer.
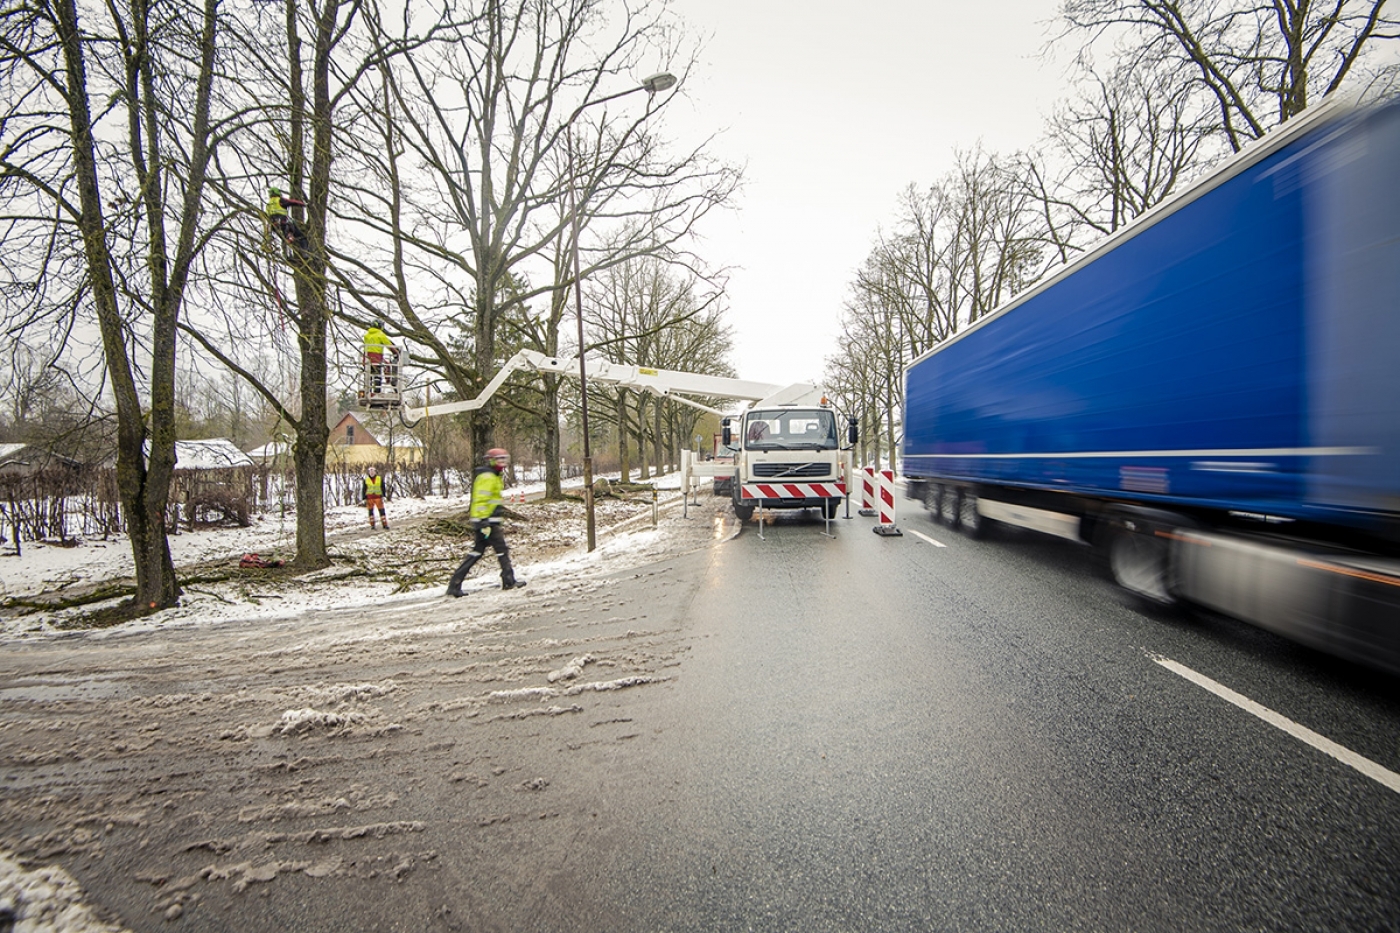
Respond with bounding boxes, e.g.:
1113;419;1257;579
901;98;1400;675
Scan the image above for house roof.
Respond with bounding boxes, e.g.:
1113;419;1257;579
162;438;255;471
331;412;380;446
246;440;291;459
0;443;82;470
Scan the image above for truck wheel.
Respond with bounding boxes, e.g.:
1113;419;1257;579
1109;528;1175;606
938;486;960;528
922;484;941;515
958;492;987;538
733;501;755;522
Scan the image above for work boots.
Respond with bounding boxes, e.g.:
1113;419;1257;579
499;554;525;590
446;553;479;597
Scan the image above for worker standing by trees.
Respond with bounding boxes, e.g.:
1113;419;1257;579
361;466;389;530
446;448;524;596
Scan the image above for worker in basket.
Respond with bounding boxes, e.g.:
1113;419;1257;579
446;448;524;596
265;186;309;255
363;320;398;394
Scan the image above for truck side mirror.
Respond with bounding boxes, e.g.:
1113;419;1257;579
847;417;859;446
722;418;732;447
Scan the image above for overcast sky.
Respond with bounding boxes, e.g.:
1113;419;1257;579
662;1;1072;387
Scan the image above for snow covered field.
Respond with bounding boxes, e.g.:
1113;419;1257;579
0;472;695;639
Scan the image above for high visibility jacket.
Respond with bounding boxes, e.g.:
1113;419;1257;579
469;466;504;521
362;475;384;499
364;327;393;358
266;193;289;219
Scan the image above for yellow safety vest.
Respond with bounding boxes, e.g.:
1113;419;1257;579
469;468;503;521
364;327;392;356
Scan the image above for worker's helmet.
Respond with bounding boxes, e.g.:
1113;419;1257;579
367;466;377;475
270;186;281;195
486;448;509;462
372;319;384;330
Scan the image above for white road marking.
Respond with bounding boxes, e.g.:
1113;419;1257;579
908;529;947;548
1151;654;1400;795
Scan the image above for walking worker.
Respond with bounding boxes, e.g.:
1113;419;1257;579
265;186;309;253
361;465;389;530
363;320;397;392
446;448;524;596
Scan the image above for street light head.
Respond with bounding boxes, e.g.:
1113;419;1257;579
641;72;677;94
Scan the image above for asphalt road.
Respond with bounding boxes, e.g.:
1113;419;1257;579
575;505;1400;932
2;499;1397;932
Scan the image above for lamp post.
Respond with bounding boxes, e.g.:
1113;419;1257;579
569;72;676;552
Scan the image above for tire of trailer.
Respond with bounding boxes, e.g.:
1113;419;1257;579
957;490;988;538
938;485;961;528
1108;525;1177;607
922;483;941;517
823;498;840;519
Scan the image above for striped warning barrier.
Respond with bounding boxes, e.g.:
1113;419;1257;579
865;467;902;537
858;467;878;516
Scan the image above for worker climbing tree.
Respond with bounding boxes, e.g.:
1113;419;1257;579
265;186;309;257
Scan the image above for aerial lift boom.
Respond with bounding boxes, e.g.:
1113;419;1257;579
401;348;809;422
385;347;853;530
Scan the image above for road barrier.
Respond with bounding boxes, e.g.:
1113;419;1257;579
863;466;902;537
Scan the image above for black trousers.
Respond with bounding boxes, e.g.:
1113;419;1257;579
447;522;515;591
273;216;309;253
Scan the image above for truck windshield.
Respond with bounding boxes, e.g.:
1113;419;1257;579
743;410;839;450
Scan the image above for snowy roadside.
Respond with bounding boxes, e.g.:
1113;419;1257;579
0;471;731;640
1;480;738;932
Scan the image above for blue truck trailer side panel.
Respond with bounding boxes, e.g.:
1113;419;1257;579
1306;106;1400;519
903;101;1400;540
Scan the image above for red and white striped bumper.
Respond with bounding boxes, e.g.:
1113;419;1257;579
740;482;846;500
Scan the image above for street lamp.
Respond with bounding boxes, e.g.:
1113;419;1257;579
569;72;676;552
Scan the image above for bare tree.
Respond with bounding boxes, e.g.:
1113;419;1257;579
583;252;727;481
1013;57;1220;270
177;0;429;569
345;0;738;460
1;0;221;613
849;150;1042;357
1061;0;1400;151
827;149;1045;461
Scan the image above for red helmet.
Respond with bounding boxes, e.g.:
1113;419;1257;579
486;448;508;461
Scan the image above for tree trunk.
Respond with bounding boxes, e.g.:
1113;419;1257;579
292;282;330;567
652;400;663;473
286;0;344;570
54;0;181;611
617;390;631;483
542;373;563;499
636;395;650;481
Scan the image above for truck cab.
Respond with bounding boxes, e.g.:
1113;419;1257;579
725;403;854;521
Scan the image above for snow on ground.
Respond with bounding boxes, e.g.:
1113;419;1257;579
0;468;730;931
0;470;699;640
0;849;132;933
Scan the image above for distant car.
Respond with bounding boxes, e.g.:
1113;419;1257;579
711;453;735;496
